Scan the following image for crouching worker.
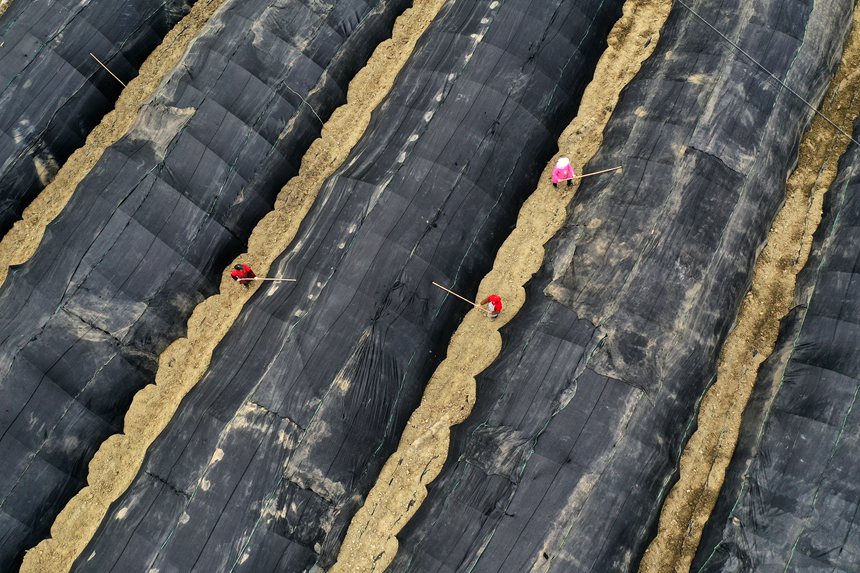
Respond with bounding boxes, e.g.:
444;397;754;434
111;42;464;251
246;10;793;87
551;157;575;187
231;263;256;287
479;294;503;318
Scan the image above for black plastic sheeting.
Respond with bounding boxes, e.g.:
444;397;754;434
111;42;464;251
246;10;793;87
0;0;194;237
693;118;860;573
0;0;410;567
389;0;854;571
73;1;626;571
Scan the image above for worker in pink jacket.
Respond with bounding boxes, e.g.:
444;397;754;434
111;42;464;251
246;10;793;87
551;157;575;187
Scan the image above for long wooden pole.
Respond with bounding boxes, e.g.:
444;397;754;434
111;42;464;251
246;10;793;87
89;52;127;88
432;281;488;313
250;277;297;282
557;165;623;182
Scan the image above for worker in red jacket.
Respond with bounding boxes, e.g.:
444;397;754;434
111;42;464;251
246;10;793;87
230;263;256;287
479;294;503;318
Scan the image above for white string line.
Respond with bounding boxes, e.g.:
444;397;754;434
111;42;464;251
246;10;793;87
282;83;324;125
676;0;860;148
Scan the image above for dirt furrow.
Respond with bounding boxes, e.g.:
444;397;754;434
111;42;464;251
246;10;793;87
329;0;674;570
0;0;227;289
638;8;860;573
19;1;448;571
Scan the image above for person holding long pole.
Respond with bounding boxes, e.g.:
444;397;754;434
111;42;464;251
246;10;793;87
432;281;503;319
231;263;257;287
479;294;503;318
552;156;622;187
230;263;297;288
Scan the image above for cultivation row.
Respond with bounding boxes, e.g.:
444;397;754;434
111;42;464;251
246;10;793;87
0;0;409;566
391;0;852;570
75;1;624;570
0;0;194;236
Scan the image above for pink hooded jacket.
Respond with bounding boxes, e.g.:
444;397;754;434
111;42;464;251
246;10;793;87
551;157;575;184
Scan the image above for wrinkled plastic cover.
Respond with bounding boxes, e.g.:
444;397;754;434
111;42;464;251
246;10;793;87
0;0;409;567
694;118;860;573
391;0;852;571
74;1;626;571
0;0;193;236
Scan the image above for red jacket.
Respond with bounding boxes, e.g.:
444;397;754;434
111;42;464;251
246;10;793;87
485;294;502;313
230;264;256;285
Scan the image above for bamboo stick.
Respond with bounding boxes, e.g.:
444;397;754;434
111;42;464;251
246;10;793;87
556;165;623;182
250;277;297;282
89;52;127;88
431;281;489;314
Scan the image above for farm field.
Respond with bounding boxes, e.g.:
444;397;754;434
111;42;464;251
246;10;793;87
0;1;857;572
